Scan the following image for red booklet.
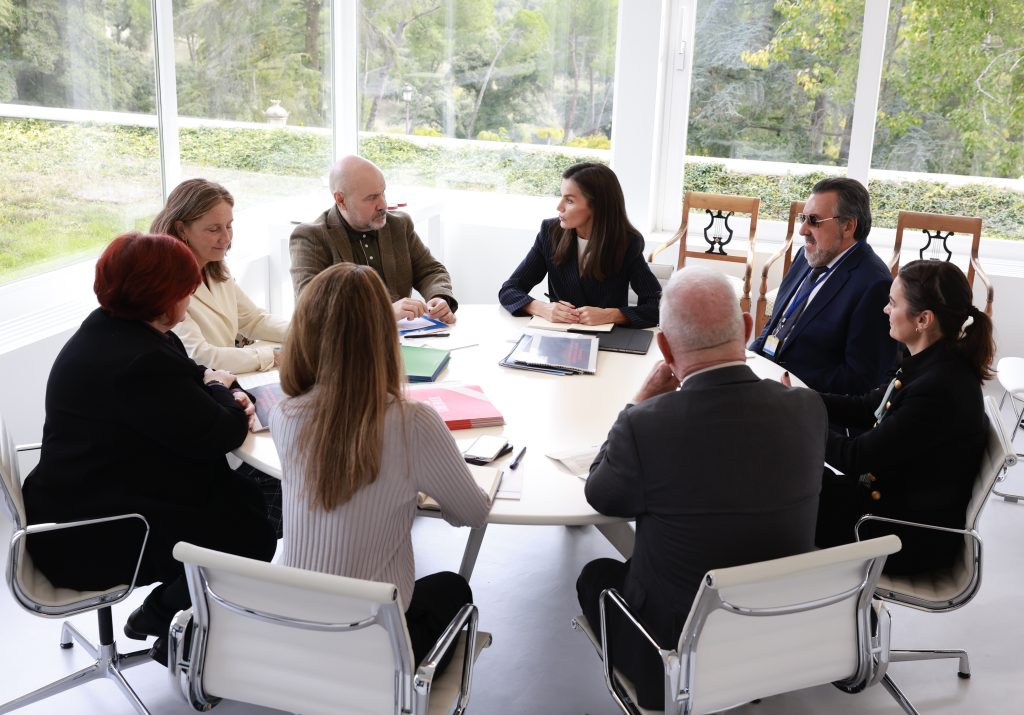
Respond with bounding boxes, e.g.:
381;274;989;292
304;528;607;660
406;384;505;430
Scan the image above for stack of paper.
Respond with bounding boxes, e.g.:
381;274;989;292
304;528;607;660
406;384;505;430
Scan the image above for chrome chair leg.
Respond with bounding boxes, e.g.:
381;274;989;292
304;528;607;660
0;608;152;715
880;673;922;715
60;620;99;659
889;648;971;678
105;657;151;715
0;663;104;713
994;484;1022;503
993;392;1024;502
117;647;156;670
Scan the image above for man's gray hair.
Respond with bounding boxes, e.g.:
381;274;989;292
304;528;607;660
659;266;744;353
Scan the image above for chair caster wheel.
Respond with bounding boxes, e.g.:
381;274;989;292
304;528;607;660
957;672;971;679
60;643;73;649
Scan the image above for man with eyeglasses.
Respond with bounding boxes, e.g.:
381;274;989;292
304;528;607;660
750;177;897;395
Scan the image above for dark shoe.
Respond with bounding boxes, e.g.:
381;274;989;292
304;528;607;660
149;636;168;667
124;605;165;640
150;620;193;669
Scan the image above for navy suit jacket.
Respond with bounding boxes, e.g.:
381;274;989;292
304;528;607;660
750;240;898;394
498;218;662;328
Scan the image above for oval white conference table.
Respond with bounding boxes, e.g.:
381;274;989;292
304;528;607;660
235;304;796;579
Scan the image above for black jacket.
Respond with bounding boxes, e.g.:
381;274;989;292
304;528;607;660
498;218;662;328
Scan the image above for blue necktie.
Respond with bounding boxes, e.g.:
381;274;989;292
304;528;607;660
775;266;827;347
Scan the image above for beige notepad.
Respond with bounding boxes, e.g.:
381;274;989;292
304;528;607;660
418;465;502;510
527;315;614;332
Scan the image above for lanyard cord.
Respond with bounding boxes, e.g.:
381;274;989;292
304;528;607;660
776;240;865;327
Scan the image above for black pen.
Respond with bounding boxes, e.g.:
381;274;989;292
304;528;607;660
406;332;450;339
544;292;575;308
509;446;527;470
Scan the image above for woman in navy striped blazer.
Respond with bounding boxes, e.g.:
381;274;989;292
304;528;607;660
498;162;662;328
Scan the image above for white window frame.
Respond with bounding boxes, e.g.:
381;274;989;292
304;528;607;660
643;0;891;235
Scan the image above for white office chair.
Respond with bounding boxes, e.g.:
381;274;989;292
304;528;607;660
0;412;151;714
168;541;491;715
993;356;1024;502
857;395;1017;691
572;535;913;715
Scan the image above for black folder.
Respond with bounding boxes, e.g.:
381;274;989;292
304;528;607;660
596;327;654;355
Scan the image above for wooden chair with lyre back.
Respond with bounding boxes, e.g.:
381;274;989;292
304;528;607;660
889;211;993;316
648;192;761;313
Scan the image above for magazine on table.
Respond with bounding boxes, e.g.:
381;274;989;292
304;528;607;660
397;315;449;335
405;383;505;429
235;370;283;432
502;329;599;375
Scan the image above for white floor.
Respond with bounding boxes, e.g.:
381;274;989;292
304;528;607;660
3;410;1024;714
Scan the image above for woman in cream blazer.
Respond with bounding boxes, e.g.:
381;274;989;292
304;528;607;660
152;179;289;373
175;279;288;373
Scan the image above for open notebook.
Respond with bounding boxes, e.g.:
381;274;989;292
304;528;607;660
417;464;502;511
527;315;613;333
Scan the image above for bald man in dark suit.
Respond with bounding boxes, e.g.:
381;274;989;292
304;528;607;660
577;265;828;709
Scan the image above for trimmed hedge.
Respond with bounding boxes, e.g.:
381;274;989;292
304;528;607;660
1;120;1022;282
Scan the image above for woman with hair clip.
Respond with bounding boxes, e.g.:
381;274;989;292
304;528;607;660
270;263;490;673
796;260;995;574
151;178;289;374
498;162;662;328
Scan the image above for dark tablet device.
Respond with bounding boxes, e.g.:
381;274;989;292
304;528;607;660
597;327;654;355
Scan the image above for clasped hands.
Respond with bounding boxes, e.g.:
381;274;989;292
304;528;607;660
203;368;259;432
543;300;618;326
393;296;455;324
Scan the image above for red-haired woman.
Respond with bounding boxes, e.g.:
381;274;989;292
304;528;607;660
22;232;276;665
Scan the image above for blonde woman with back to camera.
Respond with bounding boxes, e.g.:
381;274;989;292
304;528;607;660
270;263;490;675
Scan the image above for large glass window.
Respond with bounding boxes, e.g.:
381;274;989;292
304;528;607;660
872;1;1024;180
356;0;618;197
0;0;161;284
171;0;333;221
686;0;865;166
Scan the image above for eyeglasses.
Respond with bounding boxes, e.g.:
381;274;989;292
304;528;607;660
797;213;843;227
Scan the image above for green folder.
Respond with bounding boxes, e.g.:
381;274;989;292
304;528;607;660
401;344;451;382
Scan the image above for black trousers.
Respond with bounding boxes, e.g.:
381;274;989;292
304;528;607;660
405;571;473;677
234;461;283;539
816;469;962;574
577;558;664;710
27;469;276;632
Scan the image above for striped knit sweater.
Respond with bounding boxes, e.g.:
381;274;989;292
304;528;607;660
270;392;490;609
